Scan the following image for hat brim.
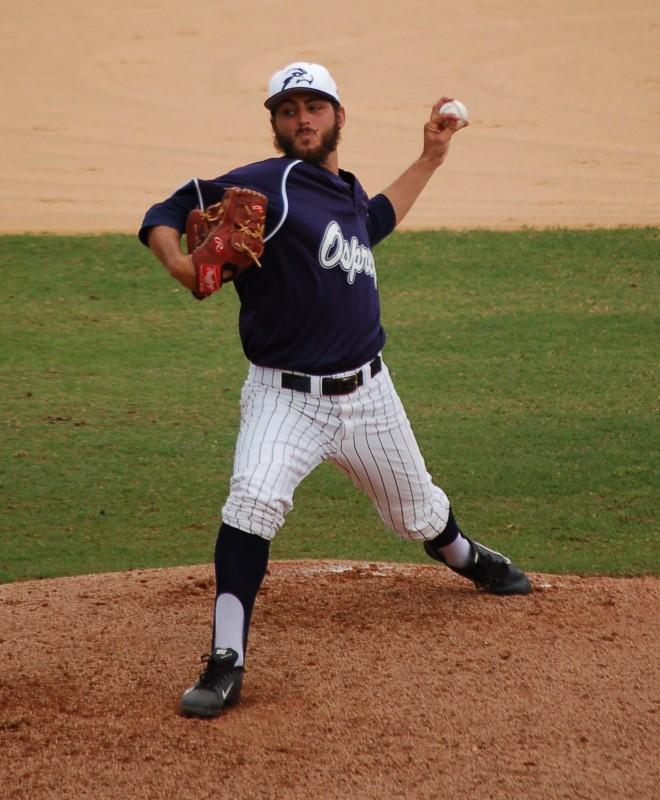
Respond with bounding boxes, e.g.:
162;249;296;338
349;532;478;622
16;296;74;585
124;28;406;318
264;88;339;111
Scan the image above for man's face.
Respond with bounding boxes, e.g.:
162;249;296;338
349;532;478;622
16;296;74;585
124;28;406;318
271;92;345;167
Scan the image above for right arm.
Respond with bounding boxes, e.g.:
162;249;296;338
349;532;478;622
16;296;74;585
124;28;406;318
381;97;468;227
146;225;196;292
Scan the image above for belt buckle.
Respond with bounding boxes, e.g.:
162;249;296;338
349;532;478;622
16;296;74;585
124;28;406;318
343;374;359;393
322;371;361;395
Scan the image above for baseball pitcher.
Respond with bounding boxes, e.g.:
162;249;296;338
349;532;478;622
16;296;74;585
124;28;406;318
139;61;531;720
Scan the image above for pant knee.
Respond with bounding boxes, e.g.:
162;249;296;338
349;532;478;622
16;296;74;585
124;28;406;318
222;492;289;540
382;492;451;541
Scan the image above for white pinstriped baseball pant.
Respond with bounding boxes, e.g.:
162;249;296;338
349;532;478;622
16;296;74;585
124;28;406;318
221;358;451;541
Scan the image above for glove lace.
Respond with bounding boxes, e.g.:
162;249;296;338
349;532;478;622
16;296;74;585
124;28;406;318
234;207;264;266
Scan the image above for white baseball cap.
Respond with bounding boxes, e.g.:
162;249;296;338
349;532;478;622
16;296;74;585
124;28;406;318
265;62;340;110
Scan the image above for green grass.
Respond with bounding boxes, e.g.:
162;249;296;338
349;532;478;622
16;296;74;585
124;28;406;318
0;229;658;582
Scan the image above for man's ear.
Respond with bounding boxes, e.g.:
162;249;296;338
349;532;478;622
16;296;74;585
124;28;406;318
337;105;346;130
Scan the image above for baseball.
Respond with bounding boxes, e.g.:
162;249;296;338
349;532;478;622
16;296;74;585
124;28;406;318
438;99;469;128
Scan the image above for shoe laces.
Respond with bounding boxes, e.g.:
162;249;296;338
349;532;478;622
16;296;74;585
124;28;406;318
197;650;236;689
473;543;511;578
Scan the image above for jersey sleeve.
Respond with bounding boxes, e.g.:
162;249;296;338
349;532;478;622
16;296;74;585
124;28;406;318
138;159;291;247
366;193;396;246
138;180;201;246
138;175;252;246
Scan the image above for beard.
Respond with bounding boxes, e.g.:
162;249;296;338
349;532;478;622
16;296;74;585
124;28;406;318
273;118;342;166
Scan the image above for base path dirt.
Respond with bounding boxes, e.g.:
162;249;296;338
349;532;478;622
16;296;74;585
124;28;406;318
1;561;658;799
1;1;659;233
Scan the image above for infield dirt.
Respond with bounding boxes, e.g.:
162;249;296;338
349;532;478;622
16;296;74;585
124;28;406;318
1;2;659;798
1;1;659;233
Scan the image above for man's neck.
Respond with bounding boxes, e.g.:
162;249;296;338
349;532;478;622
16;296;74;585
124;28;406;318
321;151;340;175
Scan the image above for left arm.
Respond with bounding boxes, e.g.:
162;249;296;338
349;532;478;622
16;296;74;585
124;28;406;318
381;97;468;226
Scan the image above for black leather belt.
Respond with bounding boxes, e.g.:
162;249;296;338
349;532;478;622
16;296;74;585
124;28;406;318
281;356;382;396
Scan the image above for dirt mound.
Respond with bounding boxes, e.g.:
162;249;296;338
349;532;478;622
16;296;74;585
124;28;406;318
1;562;658;799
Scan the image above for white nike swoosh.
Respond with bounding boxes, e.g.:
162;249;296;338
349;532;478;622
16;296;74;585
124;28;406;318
221;683;234;701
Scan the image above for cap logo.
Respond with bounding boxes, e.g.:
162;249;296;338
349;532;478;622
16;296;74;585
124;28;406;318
282;67;314;92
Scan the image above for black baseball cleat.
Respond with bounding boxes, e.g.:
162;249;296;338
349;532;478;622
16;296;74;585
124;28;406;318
180;647;244;718
424;536;532;595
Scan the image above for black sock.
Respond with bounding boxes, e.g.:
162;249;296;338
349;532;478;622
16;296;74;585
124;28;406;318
428;507;461;549
212;523;270;658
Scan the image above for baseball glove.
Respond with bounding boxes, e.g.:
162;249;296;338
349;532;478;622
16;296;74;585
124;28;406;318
186;187;268;298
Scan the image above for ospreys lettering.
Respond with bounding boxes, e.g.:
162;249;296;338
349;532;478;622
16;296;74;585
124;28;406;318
318;220;377;286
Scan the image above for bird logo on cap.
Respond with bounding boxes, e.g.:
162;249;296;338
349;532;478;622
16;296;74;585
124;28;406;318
281;67;314;91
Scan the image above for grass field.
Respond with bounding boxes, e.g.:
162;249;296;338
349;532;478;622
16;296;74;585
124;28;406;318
0;228;658;583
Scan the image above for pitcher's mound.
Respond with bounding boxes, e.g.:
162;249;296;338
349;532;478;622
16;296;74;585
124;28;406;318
1;561;658;799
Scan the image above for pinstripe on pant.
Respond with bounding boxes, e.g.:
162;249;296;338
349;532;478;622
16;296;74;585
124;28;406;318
221;359;450;541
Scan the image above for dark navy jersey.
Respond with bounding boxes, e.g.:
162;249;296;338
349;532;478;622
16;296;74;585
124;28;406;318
139;157;396;374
